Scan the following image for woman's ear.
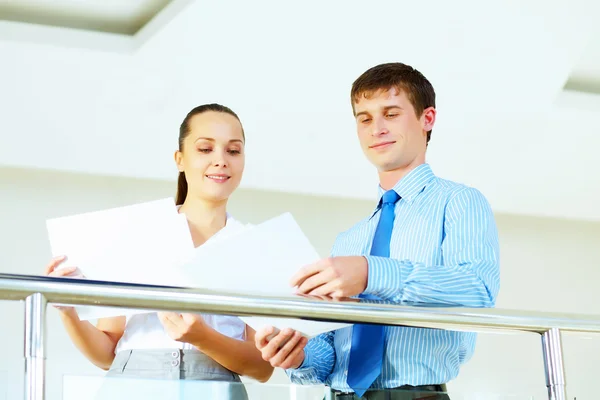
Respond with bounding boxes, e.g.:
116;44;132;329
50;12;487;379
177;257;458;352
174;150;184;172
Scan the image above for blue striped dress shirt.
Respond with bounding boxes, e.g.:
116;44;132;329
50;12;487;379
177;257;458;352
287;163;500;391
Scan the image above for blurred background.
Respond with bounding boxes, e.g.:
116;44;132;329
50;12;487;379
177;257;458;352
0;0;599;399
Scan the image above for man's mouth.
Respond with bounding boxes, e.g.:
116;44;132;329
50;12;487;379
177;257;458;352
369;141;396;149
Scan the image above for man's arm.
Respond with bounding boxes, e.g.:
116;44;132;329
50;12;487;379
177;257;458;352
254;327;335;384
364;187;500;307
285;331;336;384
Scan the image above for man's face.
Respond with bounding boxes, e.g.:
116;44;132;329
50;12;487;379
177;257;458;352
354;88;435;173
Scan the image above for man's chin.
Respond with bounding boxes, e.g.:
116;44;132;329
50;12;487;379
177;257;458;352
375;161;404;172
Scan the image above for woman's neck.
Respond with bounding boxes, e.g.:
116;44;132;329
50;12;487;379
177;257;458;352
178;196;228;247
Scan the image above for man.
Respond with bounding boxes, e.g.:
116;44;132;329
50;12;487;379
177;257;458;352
255;62;501;399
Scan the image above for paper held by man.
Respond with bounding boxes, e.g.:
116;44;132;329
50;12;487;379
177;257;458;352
46;198;351;336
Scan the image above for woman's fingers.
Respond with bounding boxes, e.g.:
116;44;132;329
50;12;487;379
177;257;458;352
44;255;66;275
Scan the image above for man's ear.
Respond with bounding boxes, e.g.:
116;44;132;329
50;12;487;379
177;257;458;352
421;106;436;133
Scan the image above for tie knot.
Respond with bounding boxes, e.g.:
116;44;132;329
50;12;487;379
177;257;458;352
382;190;400;205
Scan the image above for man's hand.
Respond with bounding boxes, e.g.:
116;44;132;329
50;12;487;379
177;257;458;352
255;326;307;369
290;256;368;298
158;312;208;344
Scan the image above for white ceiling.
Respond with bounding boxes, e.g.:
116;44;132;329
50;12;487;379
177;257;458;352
0;0;599;221
0;0;172;34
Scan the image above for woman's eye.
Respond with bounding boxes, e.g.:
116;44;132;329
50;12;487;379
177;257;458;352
228;150;241;155
198;148;211;153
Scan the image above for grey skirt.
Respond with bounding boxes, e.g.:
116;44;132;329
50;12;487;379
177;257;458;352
94;349;249;400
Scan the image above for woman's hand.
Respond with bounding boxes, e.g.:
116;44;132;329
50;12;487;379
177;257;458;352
44;255;86;314
157;312;208;345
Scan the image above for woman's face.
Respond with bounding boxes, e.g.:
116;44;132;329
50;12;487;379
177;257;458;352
175;111;245;203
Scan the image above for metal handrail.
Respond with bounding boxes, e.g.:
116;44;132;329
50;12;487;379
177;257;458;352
1;273;583;400
2;273;600;334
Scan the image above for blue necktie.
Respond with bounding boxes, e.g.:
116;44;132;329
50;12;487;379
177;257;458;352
347;189;400;397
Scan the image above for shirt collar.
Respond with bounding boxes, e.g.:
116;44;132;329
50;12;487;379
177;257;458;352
370;163;436;217
177;204;234;224
177;205;248;246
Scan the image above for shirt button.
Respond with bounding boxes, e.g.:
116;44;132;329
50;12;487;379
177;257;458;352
171;351;178;358
171;360;179;367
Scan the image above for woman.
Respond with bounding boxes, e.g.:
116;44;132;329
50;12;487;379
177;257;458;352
44;104;272;399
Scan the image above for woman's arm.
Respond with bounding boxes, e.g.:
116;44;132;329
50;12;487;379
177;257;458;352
60;310;125;370
158;313;274;382
45;256;125;370
195;324;274;382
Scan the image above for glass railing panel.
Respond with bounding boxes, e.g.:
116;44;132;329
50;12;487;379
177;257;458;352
62;375;538;400
561;331;600;399
0;369;6;400
441;331;544;399
0;300;23;400
449;393;533;400
63;376;326;400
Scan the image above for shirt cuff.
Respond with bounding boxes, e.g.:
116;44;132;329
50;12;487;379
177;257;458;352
285;349;315;382
364;256;407;299
297;348;311;370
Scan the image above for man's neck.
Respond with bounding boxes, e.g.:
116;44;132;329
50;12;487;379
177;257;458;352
378;159;425;190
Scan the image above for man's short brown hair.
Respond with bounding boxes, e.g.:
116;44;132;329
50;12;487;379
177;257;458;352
351;62;436;143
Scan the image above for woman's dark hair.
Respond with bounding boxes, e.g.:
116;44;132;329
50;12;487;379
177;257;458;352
176;103;244;205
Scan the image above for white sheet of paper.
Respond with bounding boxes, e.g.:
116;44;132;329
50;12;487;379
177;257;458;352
181;212;351;335
181;212;315;295
240;316;349;338
46;198;195;320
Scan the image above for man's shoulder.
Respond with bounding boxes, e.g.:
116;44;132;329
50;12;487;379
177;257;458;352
428;176;489;205
333;215;371;244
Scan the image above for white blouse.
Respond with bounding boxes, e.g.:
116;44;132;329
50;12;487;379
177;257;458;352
115;212;250;352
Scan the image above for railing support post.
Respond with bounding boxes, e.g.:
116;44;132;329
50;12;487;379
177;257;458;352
24;293;47;400
541;328;567;400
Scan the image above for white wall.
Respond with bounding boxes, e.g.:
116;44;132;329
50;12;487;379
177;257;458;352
1;166;599;399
